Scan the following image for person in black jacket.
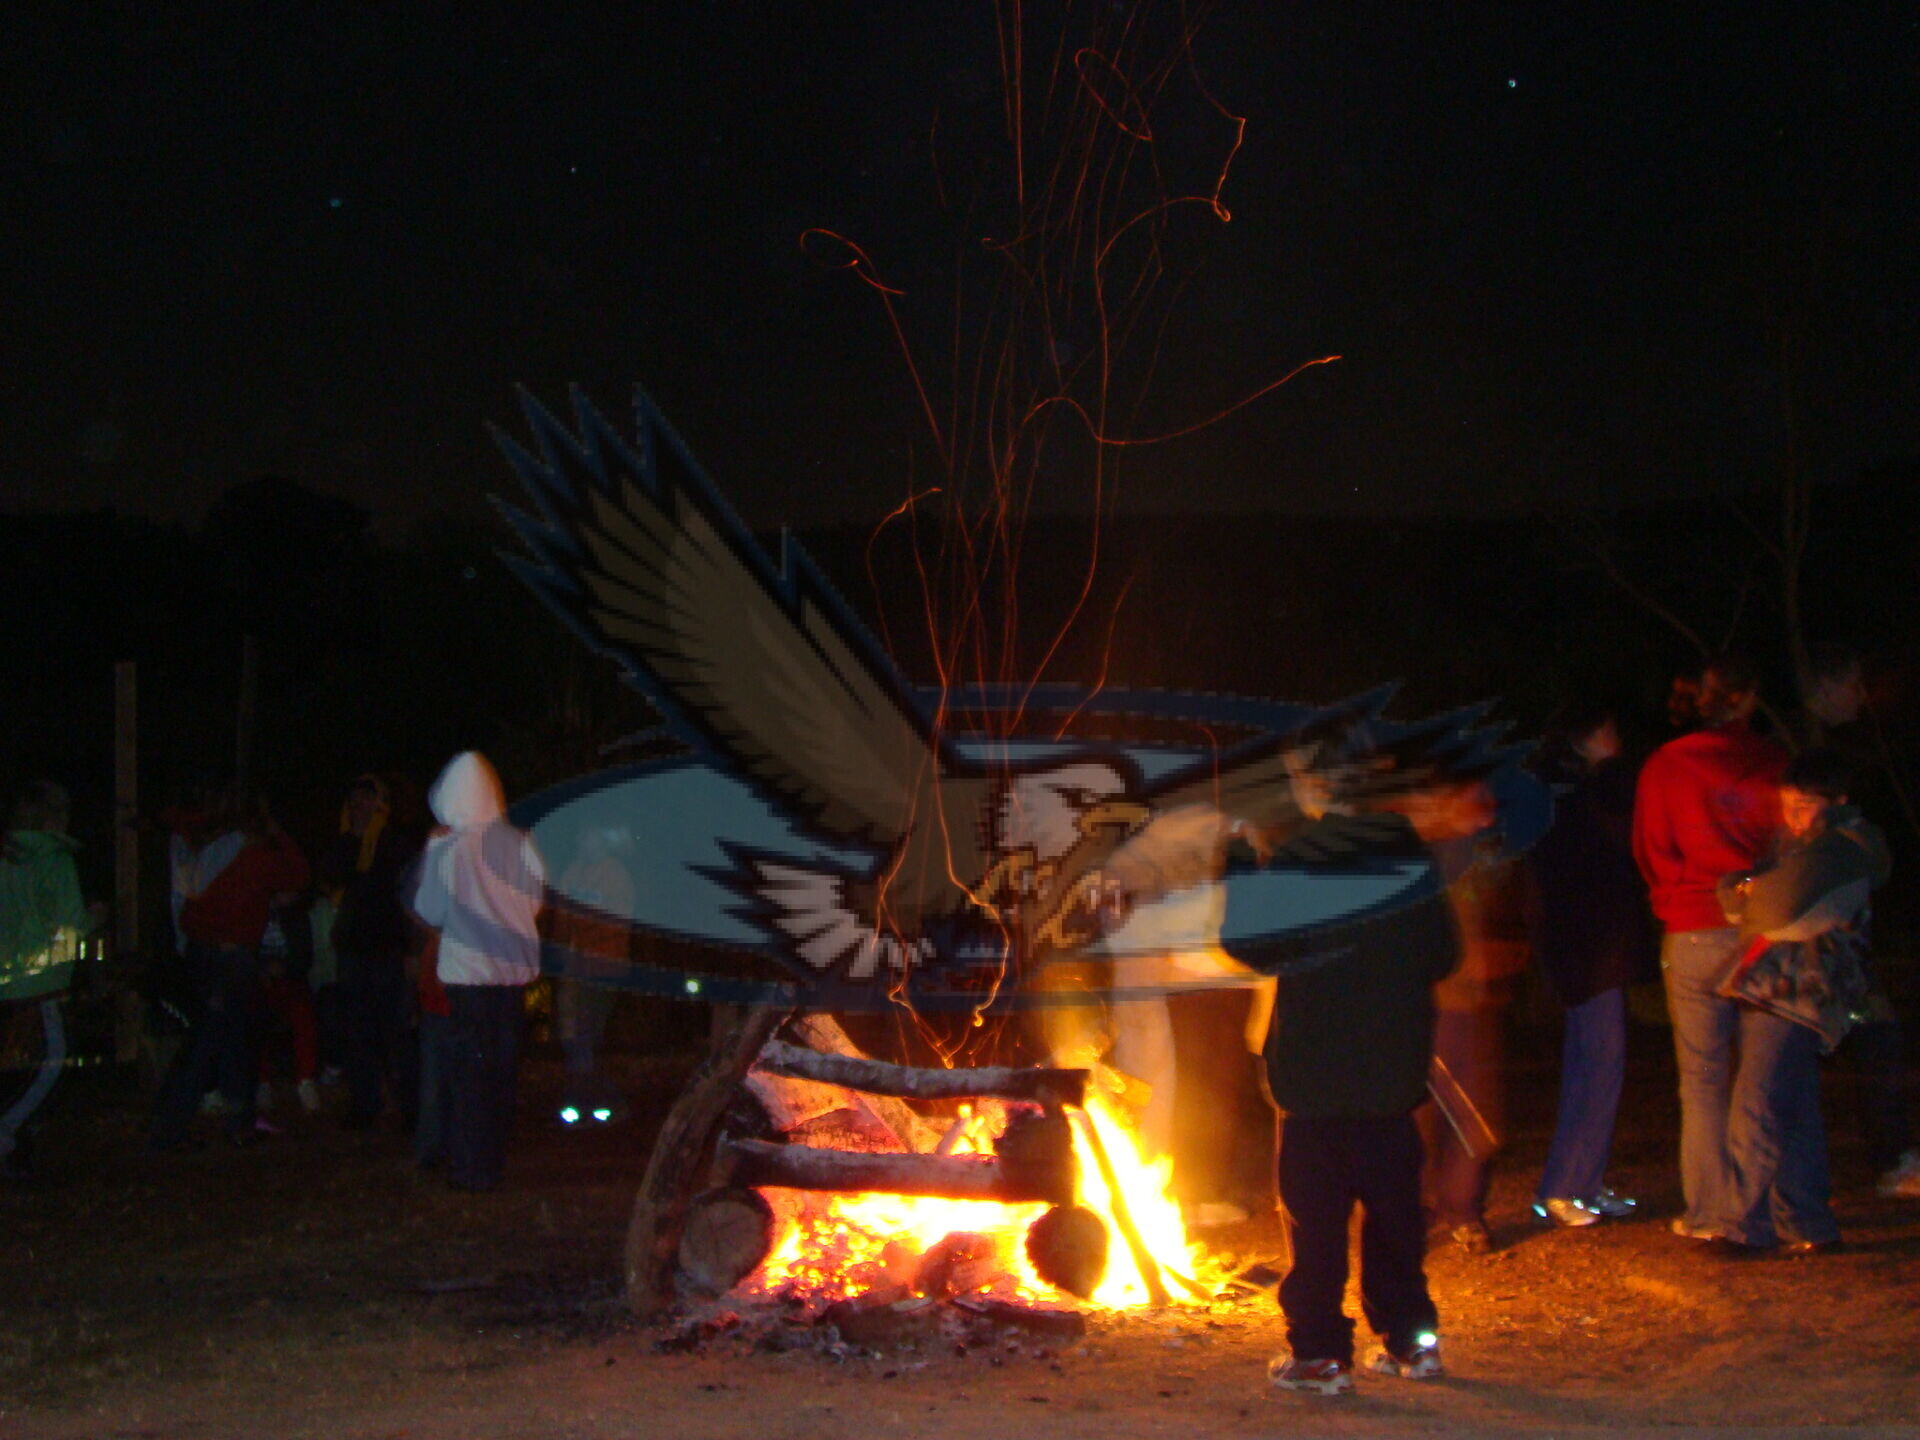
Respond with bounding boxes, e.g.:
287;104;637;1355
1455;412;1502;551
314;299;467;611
1234;780;1488;1395
322;775;423;1130
1528;707;1655;1226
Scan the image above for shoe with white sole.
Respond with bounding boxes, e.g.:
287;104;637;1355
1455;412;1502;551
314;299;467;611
1588;1188;1638;1217
1534;1197;1602;1228
1671;1217;1725;1240
1371;1338;1443;1380
1268;1354;1352;1395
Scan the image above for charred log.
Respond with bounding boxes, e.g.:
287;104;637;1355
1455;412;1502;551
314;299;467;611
1024;1204;1109;1300
911;1231;1004;1298
720;1139;1075;1206
753;1038;1087;1108
993;1103;1077;1210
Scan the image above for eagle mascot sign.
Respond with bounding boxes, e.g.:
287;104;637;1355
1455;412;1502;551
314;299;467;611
494;387;1547;1014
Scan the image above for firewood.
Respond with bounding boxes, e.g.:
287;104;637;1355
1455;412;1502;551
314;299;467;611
1024;1204;1109;1300
719;1138;1075;1205
789;1014;943;1151
912;1231;1004;1297
677;1186;776;1297
754;1038;1088;1107
624;1003;789;1317
993;1104;1077;1211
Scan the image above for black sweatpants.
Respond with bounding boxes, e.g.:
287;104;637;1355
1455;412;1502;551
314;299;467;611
444;983;525;1190
1277;1111;1438;1366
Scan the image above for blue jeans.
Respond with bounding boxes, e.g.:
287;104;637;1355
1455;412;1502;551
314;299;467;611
1725;1007;1838;1246
1661;929;1741;1232
1536;986;1626;1203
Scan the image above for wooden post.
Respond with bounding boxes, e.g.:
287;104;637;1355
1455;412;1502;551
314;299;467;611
234;633;258;788
113;661;142;1066
113;662;139;957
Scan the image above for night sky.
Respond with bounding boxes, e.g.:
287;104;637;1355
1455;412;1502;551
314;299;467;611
6;3;1916;532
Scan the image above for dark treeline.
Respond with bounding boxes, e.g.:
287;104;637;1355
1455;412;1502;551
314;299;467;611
7;468;1917;944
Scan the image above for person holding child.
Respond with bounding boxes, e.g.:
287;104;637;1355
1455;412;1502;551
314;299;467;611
1712;748;1890;1253
1633;654;1788;1243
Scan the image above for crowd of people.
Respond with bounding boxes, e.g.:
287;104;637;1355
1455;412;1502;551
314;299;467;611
1256;646;1910;1395
0;750;546;1193
0;651;1912;1399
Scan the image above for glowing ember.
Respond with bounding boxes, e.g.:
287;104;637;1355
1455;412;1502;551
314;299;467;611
742;1094;1221;1310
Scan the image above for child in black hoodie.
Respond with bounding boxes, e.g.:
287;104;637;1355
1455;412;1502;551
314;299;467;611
1230;781;1490;1395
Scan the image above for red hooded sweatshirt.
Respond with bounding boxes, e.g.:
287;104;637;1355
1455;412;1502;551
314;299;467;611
1632;723;1787;931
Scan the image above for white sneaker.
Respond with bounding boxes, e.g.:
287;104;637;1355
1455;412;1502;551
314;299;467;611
1268;1353;1352;1395
1534;1197;1602;1228
255;1081;274;1113
1875;1149;1920;1198
1371;1338;1443;1379
297;1079;322;1114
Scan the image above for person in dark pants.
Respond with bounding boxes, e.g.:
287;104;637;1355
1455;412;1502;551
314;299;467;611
1528;707;1655;1226
150;792;310;1150
322;775;422;1131
1231;781;1487;1395
407;753;543;1193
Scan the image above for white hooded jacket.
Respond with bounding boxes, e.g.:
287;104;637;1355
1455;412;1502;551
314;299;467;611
412;752;545;986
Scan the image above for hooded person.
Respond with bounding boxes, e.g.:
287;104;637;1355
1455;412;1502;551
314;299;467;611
409;752;544;1192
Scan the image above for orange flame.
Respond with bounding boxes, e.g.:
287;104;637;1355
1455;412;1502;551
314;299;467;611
741;1092;1223;1310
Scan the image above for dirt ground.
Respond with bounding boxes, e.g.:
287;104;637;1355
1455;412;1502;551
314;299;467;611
5;1012;1920;1440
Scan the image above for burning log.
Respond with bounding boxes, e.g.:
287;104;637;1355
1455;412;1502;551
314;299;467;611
625;1003;789;1317
677;1186;777;1298
1023;1204;1109;1300
911;1231;1004;1298
720;1138;1074;1206
788;1015;944;1151
753;1039;1088;1108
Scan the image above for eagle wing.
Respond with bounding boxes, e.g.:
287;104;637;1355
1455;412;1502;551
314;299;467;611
494;387;948;852
1149;689;1514;866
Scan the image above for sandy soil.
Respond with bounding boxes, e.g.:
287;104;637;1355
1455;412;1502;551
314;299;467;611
4;1020;1919;1440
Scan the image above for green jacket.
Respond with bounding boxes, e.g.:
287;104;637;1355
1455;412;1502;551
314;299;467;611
0;830;90;1002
